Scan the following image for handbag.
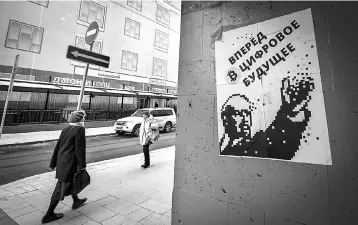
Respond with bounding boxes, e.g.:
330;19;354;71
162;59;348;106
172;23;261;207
72;168;91;195
148;121;160;143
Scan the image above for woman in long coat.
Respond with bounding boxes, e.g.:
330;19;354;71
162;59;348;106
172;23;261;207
41;110;88;224
139;112;158;168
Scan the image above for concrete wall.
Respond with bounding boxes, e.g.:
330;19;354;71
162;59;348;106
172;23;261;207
173;1;358;225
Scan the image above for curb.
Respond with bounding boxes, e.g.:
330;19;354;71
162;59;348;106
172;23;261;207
0;132;116;148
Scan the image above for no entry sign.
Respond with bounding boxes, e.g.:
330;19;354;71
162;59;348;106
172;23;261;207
85;21;99;45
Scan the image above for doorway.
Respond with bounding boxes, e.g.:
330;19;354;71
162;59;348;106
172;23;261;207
138;98;146;109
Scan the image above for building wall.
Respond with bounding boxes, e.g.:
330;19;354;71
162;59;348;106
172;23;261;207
0;0;180;88
173;1;358;225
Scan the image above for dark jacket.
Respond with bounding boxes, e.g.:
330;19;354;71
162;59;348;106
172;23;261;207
50;125;86;182
221;107;311;160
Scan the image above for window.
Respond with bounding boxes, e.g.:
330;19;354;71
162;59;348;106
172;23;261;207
153;58;167;78
121;51;138;71
152;110;172;117
124;18;140;39
150;110;160;117
127;0;142;11
29;0;49;7
156;4;169;26
5;20;44;54
75;36;102;54
164;110;173;116
79;0;106;29
154;30;169;51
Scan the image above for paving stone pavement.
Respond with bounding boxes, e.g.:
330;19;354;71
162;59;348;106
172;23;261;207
0;146;175;225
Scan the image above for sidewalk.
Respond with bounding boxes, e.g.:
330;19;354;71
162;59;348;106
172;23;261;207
0;146;175;225
0;121;117;146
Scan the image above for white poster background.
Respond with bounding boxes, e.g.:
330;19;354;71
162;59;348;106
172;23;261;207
215;9;332;165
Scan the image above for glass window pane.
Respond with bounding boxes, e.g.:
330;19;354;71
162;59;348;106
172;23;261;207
76;37;86;49
30;44;41;53
157;5;169;25
125;18;140;39
80;0;90;22
18;24;32;51
92;41;101;53
6;21;21;48
31;27;43;45
88;2;97;23
7;21;21;41
128;0;142;11
153;58;167;78
6;39;18;49
96;5;104;28
155;30;168;50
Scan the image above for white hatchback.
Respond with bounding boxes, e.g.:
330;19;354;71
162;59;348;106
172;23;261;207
113;108;177;137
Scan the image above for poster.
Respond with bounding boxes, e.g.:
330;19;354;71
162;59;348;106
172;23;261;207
215;9;332;165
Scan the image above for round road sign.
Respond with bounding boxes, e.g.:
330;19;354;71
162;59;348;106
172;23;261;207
85;21;99;45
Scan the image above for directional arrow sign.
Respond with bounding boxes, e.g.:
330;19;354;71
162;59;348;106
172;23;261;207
66;45;110;68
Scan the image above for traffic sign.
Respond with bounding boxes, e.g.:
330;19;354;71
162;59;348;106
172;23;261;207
66;45;110;68
85;21;99;45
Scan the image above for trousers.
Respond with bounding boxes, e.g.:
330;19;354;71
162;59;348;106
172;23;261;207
142;144;150;166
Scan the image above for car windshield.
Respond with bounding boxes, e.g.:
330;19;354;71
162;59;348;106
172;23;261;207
131;109;150;117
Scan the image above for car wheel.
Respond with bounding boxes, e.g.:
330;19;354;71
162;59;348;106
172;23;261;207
132;125;140;137
164;122;172;133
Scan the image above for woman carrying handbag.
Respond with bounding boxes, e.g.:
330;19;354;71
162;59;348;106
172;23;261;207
41;110;89;224
139;112;159;168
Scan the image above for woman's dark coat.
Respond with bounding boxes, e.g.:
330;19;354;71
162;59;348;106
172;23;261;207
50;126;86;182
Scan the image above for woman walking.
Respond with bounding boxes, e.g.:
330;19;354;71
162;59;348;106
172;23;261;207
139;111;158;168
41;110;88;224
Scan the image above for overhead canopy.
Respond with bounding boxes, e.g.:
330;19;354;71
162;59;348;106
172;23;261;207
159;94;177;99
0;78;177;99
105;89;137;97
136;92;161;97
0;80;61;93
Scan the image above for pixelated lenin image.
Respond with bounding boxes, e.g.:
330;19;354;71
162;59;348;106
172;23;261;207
215;8;332;165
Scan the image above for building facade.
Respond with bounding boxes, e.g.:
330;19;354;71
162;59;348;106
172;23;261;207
0;0;180;111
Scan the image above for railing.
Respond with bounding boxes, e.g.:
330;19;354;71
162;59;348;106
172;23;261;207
0;109;136;125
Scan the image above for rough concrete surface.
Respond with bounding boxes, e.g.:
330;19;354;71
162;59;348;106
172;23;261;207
173;1;358;225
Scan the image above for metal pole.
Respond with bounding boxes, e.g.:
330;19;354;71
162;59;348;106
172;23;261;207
77;43;93;111
121;84;124;109
0;54;19;139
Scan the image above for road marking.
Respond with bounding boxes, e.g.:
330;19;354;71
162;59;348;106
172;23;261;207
86;29;97;37
71;51;109;64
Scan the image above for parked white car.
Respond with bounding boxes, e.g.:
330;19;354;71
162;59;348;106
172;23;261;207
114;108;177;137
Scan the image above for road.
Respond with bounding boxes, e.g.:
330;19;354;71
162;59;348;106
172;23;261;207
0;132;176;186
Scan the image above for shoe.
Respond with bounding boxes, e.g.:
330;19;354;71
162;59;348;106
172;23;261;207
72;198;87;210
41;213;63;224
141;164;145;168
143;164;150;169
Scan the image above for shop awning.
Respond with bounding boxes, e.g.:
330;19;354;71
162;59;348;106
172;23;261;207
0;80;61;93
0;79;177;99
105;89;137;96
56;85;106;95
159;94;177;99
136;92;161;97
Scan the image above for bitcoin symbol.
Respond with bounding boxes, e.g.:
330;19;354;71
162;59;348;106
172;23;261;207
227;70;238;82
